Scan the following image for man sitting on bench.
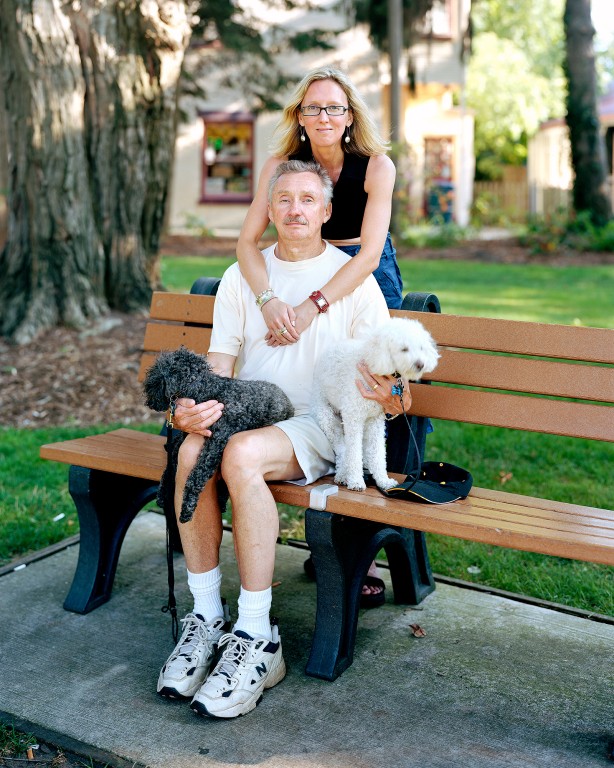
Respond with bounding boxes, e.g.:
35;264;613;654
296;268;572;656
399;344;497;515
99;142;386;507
157;159;412;719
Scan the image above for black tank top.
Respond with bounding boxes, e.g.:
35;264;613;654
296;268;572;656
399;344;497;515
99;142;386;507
289;147;369;239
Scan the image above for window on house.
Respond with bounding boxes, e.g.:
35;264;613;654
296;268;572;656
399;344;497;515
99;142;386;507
201;112;254;202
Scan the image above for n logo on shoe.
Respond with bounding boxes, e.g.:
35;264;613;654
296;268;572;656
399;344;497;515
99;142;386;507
255;662;267;678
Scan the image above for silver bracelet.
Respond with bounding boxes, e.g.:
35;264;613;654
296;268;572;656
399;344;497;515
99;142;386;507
255;288;275;308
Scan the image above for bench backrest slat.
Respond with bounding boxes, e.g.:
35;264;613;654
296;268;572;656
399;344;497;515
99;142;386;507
409;385;614;441
405;311;614;363
143;323;213;356
150;292;216;323
437;349;614;402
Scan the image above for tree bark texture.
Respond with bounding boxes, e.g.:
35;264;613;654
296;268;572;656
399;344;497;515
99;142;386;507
564;0;612;225
0;1;192;343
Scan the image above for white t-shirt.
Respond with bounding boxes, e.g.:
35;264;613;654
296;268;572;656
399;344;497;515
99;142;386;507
209;242;389;416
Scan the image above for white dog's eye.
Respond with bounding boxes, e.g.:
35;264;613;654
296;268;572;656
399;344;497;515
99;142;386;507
401;347;409;353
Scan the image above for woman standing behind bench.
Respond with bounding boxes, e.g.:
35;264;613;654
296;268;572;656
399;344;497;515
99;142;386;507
237;66;403;346
236;66;403;605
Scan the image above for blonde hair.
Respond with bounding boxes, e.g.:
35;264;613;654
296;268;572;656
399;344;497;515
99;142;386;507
270;67;390;158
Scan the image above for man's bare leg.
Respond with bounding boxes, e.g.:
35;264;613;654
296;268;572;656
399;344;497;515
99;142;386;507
189;426;301;718
174;433;223;572
157;434;229;700
220;425;303;590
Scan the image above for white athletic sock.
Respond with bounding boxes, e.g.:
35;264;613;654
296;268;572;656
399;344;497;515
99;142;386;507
233;586;273;641
187;566;224;622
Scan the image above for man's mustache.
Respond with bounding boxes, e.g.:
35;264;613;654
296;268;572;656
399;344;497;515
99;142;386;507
283;216;308;225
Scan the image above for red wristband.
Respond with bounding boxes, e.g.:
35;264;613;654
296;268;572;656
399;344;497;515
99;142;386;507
309;290;329;313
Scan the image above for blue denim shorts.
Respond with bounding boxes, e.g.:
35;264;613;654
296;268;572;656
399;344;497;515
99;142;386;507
336;232;403;310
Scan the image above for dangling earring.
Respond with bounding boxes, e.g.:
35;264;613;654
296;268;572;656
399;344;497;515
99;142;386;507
344;126;351;144
300;126;306;142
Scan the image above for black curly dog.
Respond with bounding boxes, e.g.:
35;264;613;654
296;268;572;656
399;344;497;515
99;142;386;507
143;347;294;523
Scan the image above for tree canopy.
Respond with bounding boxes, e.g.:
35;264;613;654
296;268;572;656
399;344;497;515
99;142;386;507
466;0;567;179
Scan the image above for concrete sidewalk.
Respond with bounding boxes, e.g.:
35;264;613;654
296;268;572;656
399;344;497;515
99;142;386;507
1;512;612;768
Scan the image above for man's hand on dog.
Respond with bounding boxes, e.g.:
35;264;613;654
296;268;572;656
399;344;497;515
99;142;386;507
355;361;412;416
171;398;224;437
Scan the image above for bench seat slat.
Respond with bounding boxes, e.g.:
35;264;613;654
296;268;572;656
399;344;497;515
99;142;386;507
267;480;614;565
464;490;614;528
435;349;614;402
404;311;614;363
408;385;614;442
40;429;166;482
150;292;215;324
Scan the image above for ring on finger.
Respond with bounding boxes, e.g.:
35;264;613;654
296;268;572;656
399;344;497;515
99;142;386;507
277;326;288;336
372;383;380;391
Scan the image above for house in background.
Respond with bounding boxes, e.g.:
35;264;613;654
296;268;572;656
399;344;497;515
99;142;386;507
527;82;614;215
168;0;474;235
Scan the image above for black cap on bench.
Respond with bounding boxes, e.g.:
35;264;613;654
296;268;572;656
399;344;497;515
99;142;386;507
383;462;473;504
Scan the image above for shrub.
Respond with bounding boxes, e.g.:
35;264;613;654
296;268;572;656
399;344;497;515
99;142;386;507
519;209;614;253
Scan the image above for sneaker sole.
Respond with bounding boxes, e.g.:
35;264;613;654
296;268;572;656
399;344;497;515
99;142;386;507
156;628;230;701
157;684;195;700
190;657;287;719
157;659;218;700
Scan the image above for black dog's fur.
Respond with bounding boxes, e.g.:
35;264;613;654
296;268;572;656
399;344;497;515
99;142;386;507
143;347;294;523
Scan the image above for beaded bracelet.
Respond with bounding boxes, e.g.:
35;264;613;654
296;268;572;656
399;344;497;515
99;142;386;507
255;289;276;309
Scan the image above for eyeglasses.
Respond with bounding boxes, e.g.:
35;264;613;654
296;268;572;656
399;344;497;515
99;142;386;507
300;105;349;117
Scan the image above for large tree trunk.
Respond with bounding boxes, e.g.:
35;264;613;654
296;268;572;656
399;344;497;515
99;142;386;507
0;1;192;343
564;0;612;225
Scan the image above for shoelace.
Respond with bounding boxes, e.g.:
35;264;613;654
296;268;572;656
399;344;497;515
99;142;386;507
173;613;214;661
210;633;251;683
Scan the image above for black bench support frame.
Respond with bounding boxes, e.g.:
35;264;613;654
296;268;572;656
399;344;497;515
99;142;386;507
64;466;159;613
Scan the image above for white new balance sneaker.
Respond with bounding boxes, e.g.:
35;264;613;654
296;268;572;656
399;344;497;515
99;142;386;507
157;605;231;700
190;625;286;718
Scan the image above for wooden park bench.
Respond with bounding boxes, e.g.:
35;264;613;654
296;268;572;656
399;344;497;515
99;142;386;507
40;278;614;681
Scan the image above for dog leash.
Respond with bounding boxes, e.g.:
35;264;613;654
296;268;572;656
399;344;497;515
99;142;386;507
385;376;422;493
161;397;180;644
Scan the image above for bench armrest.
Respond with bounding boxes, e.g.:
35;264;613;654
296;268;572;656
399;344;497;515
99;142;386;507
402;292;441;313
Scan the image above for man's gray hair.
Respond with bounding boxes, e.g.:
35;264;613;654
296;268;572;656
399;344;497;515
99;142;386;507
267;160;333;206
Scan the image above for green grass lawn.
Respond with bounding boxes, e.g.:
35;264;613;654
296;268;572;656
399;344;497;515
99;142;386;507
3;253;613;617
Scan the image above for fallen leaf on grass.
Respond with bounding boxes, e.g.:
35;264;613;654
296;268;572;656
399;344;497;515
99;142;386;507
499;471;513;485
409;623;427;638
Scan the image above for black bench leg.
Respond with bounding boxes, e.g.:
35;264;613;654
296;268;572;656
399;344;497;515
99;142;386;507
64;466;159;614
304;509;435;681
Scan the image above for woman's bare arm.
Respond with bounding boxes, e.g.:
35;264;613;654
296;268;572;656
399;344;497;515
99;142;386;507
291;154;396;330
236;156;300;341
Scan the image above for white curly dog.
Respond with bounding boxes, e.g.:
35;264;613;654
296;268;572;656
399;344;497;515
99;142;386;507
312;317;439;492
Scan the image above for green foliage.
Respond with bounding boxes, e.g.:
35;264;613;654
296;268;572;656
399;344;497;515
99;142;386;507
466;30;566;179
519;209;614;253
189;0;337;110
470;190;516;227
182;213;214;238
398;223;474;248
0;723;36;758
471;0;566;78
